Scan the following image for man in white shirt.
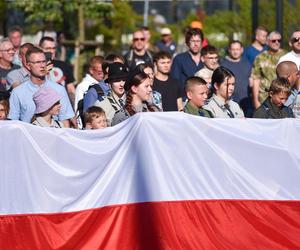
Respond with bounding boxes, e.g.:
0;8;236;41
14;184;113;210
74;56;104;112
278;30;300;68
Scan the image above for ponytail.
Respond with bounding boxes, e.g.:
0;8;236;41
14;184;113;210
124;91;136;116
145;102;156;112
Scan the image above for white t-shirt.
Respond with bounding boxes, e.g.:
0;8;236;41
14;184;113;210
278;51;300;69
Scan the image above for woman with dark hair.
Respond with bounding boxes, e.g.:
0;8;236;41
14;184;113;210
204;66;244;118
135;63;163;111
112;71;158;125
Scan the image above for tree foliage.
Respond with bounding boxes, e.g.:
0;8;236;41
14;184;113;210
199;0;300;48
10;0;112;24
97;0;141;52
9;0;140;52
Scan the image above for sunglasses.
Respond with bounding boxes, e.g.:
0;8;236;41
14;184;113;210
133;37;145;42
291;37;300;43
271;39;281;43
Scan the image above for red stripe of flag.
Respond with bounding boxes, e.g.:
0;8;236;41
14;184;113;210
1;200;300;249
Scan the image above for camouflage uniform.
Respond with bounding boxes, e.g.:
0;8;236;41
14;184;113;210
251;49;285;103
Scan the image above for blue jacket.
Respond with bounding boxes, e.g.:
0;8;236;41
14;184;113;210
170;51;203;91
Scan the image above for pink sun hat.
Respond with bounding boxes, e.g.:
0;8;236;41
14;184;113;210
33;87;61;114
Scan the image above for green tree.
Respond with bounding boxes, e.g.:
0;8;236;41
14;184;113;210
9;0;141;78
0;0;8;35
97;0;141;52
191;0;300;49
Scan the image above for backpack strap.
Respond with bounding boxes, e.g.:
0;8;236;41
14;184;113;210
88;84;105;101
54;120;62;128
107;95;122;112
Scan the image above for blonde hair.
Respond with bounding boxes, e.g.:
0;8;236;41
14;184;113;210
84;106;106;125
269;78;291;95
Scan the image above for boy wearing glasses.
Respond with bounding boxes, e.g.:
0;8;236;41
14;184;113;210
278;30;300;68
195;45;219;87
251;31;285;109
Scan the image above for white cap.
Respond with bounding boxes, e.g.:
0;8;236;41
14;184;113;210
160;27;172;35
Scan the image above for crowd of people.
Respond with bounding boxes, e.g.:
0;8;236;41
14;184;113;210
0;24;299;130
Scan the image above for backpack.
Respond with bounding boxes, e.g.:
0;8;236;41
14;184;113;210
76;84;105;128
0;90;10;101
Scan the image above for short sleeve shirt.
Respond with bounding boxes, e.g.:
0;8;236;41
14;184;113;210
251;50;285;103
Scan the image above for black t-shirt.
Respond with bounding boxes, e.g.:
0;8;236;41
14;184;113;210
125;50;153;72
0;64;20;91
153;76;183;111
49;60;75;87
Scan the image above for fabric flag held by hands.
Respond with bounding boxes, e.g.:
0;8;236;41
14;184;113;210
0;113;300;249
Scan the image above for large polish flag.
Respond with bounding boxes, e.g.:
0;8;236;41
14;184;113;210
1;113;300;249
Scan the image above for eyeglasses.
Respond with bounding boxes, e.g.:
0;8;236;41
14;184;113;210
205;56;219;60
270;39;281;43
43;47;56;50
28;60;47;65
291;37;300;43
190;40;201;44
0;48;15;53
133;37;145;42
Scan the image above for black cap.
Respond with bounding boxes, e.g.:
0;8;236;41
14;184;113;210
105;62;128;84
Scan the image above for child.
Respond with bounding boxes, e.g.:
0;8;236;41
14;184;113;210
195;45;220;88
204;66;244;118
112;71;158;125
253;78;294;118
0;99;9;120
183;76;213;118
32;87;64;128
84;106;108;129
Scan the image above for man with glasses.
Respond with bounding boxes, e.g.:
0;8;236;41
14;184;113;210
8;46;74;126
7;43;34;89
124;30;153;72
277;32;299;70
170;28;203;98
251;31;285;109
0;38;20;91
278;30;300;68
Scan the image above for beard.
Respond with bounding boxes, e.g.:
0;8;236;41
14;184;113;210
293;46;300;54
189;49;200;55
